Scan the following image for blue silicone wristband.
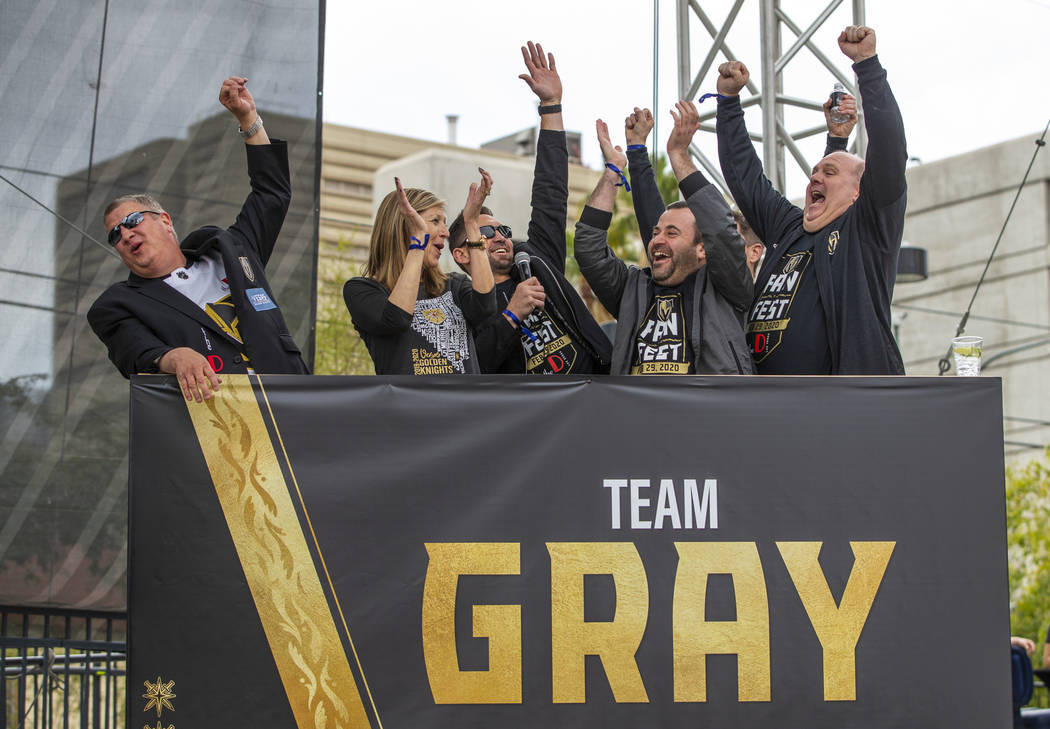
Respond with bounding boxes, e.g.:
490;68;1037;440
605;163;632;192
503;309;538;343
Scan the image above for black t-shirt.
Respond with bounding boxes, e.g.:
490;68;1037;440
345;274;489;375
490;278;597;375
630;272;697;375
747;240;832;374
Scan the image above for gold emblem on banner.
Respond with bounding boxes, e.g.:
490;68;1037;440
142;676;175;718
144;723;174;729
827;230;840;256
423;308;446;325
783;253;803;275
185;375;374;729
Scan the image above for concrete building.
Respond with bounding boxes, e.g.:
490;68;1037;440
894;132;1050;460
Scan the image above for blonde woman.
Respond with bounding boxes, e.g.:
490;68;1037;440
344;170;495;374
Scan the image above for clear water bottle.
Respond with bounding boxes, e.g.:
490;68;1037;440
829;82;849;124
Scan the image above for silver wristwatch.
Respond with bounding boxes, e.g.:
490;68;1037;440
238;116;264;139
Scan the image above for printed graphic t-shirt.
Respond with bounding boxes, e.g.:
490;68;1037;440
345;275;486;376
492;278;596;375
407;289;473;374
630;272;697;375
747;240;832;374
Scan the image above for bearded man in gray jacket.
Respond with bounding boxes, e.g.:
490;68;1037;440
573;102;753;375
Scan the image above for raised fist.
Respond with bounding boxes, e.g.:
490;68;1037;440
625;107;654;146
838;25;876;63
716;61;749;96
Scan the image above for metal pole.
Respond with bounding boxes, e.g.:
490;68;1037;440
851;0;867;155
653;0;660;171
674;0;867;194
759;0;782;190
676;0;691;100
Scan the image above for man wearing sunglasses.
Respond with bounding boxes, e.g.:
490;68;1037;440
448;42;611;375
87;76;308;402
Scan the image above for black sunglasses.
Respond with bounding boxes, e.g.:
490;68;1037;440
479;224;512;240
107;210;161;246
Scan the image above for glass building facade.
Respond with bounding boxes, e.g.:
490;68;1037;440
0;0;322;610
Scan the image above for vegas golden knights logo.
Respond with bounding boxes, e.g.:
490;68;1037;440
239;256;256;283
423;308;446;325
658;299;673;321
827;231;840;256
783;253;804;275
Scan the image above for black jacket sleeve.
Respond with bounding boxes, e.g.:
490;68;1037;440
854;55;908;213
716;96;800;250
205;141;292;266
524;129;570;271
679;172;753;312
473;308;522;372
626;146;667;246
824;134;848;156
87;293;171;378
573;206;628;318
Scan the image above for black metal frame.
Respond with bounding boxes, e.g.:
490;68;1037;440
1;606;126;729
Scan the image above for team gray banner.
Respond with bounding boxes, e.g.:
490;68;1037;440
129;374;1010;728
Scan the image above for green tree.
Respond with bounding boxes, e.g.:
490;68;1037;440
1007;448;1050;666
313;232;375;375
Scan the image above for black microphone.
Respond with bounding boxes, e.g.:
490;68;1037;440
514;251;532;281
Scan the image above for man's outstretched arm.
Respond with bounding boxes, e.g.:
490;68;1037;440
520;41;570;271
714;61;799;248
624;107;666;247
220;76;270;145
668;101;753;312
841;26;907;211
221;76;291;266
573;121;631;317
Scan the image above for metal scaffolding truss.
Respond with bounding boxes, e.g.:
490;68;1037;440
676;0;867;195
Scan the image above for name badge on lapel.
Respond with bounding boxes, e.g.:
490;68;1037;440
246;287;277;311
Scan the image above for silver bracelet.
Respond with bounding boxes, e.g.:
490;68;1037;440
238;116;264;139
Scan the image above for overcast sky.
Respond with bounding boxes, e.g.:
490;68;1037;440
324;0;1049;199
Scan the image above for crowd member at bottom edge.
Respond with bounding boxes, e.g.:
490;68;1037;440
573;104;754;376
343;171;496;375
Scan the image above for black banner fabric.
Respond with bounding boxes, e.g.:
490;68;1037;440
129;375;1010;728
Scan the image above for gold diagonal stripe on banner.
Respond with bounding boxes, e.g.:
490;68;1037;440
255;377;385;729
186;375;371;729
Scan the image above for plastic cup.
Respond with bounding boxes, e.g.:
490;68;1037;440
952;335;983;376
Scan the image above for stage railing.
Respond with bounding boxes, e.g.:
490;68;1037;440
0;606;126;729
